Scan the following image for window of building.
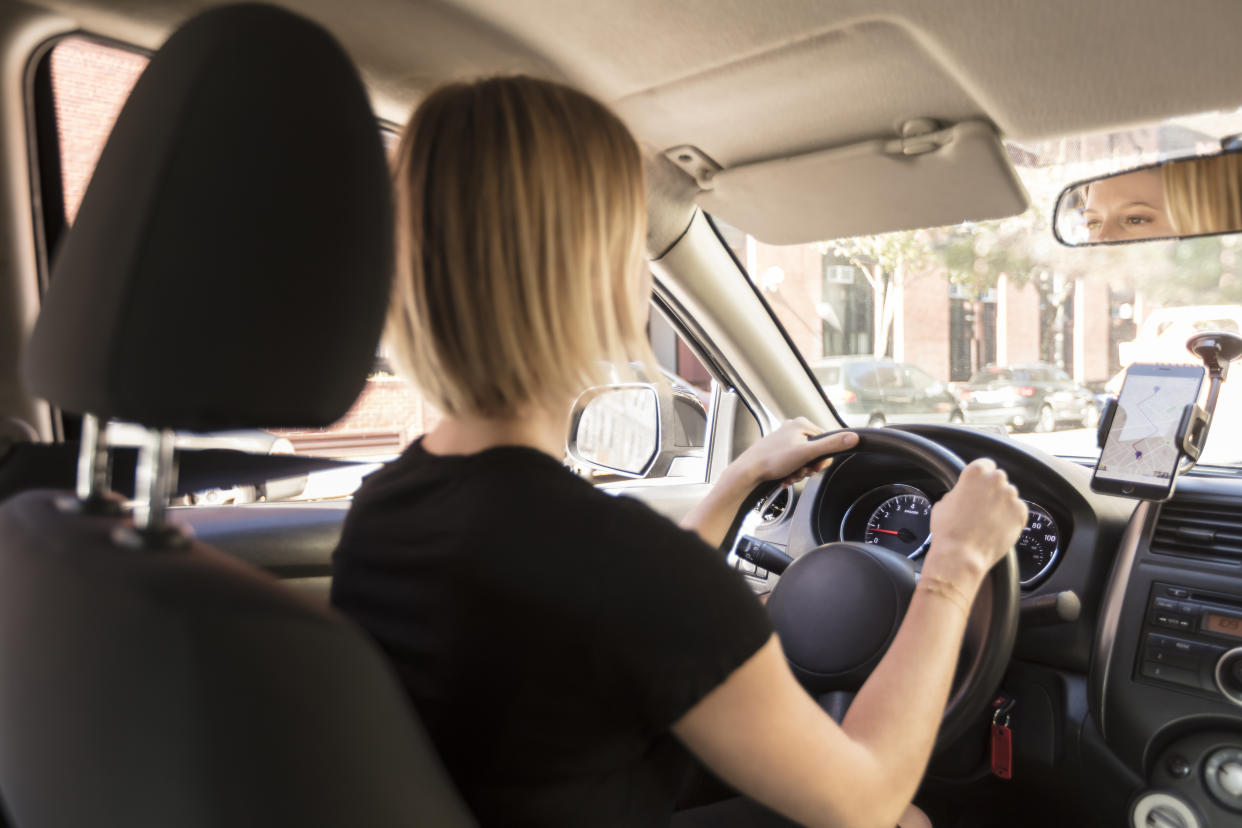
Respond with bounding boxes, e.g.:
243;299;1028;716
821;260;874;357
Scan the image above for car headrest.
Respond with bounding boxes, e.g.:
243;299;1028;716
23;3;392;431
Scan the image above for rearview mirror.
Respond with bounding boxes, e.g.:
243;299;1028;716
1054;146;1242;245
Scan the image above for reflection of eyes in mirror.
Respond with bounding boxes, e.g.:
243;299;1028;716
1057;151;1242;245
1079;168;1174;243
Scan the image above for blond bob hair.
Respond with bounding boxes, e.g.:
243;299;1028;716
1164;152;1242;237
387;75;652;417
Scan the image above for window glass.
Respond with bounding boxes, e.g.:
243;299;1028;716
846;362;880;390
49;38;147;224
813;366;841;386
874;363;904;389
720;108;1242;465
904;364;937;391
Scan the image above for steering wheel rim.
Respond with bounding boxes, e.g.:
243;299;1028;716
731;427;1019;751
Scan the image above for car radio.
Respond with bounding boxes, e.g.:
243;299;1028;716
1138;582;1242;706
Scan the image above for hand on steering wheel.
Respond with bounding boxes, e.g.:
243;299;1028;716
733;427;1022;751
732;418;859;488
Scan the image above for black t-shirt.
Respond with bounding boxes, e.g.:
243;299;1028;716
331;440;772;827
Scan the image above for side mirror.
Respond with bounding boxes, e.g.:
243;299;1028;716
567;383;707;479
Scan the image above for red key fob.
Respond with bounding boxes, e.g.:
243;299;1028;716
990;719;1013;779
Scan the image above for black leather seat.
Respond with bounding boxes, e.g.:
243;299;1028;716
0;5;474;826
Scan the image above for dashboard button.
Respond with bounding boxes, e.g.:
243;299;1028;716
1153;612;1193;630
1153;597;1179;612
1141;660;1202;688
1166;587;1191;599
1145;646;1200;670
1167;754;1193;779
1147;632;1176;650
1178;602;1200;617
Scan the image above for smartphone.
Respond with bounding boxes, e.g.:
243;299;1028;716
1092;362;1206;500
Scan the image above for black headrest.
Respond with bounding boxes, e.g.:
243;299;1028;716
23;3;392;430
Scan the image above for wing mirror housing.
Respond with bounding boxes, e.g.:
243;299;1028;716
567;382;706;479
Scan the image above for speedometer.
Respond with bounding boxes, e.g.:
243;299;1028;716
864;493;932;557
1017;501;1060;586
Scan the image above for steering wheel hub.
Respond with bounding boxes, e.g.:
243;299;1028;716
767;541;916;692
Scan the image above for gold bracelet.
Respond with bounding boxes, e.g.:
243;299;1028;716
916;579;970;617
919;574;973;607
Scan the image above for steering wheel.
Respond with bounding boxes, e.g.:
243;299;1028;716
733;427;1019;751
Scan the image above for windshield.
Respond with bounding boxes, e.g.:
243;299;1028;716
725;108;1242;466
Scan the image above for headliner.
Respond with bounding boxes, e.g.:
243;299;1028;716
21;0;1242;170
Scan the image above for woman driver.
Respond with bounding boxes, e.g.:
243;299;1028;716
331;75;1027;827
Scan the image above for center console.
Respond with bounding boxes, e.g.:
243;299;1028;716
1138;583;1242;706
1096;493;1242;828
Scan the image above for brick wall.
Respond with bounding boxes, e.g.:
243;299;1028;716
997;275;1041;365
50;39;147;222
750;240;825;360
274;374;438;455
1075;279;1112;383
896;269;950;380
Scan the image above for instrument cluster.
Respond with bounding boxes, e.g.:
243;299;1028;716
838;482;1062;587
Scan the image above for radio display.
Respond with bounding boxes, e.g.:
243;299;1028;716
1203;612;1242;640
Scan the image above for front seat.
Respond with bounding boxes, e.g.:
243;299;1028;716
0;5;473;826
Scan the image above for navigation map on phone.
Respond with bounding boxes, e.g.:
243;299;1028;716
1096;368;1203;487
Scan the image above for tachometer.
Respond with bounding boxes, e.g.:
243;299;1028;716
1017;501;1060;586
864;492;932;557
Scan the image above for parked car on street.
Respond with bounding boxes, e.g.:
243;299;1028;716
961;362;1098;432
811;357;963;428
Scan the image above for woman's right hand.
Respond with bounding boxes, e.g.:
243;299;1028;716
923;458;1028;593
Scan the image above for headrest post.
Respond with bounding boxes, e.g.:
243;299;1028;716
133;428;177;534
62;413;124;517
75;414;109;501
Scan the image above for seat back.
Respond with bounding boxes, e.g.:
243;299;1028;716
0;491;471;827
0;5;474;825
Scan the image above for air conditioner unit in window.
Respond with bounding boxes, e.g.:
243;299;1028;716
825;265;856;285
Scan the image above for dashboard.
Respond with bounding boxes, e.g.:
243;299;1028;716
724;423;1242;826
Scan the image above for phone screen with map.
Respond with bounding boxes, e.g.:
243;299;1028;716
1092;363;1205;499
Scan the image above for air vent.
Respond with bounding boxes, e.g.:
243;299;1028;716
757;488;790;523
1151;498;1242;564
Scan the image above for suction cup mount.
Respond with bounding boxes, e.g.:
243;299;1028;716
1187;330;1242;413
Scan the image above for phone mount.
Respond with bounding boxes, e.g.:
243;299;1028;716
1097;330;1242;471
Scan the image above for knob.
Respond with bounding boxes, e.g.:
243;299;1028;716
1131;791;1201;828
1214;647;1242;706
1219;760;1242;798
1204;748;1242;813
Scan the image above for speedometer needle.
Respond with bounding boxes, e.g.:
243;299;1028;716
871;528;900;535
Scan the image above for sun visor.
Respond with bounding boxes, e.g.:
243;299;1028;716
696;121;1028;245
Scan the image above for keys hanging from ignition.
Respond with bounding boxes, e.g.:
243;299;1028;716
990;695;1015;780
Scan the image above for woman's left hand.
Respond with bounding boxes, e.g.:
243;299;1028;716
680;419;857;547
734;419;858;488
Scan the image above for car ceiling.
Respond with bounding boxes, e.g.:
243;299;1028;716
22;0;1242;171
